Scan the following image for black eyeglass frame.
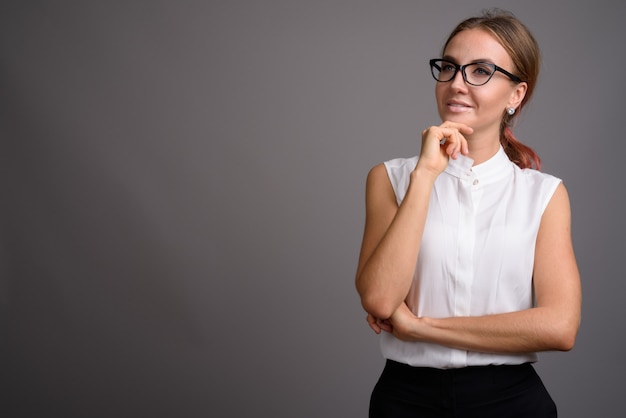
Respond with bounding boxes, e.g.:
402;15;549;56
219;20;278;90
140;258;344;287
429;58;524;86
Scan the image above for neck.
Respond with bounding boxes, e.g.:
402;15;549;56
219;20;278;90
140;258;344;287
466;133;501;166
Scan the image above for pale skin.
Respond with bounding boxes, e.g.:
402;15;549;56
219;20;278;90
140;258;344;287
355;28;581;354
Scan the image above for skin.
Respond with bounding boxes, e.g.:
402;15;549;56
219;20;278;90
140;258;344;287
355;28;581;354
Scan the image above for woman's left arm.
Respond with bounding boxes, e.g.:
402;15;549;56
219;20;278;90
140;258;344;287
389;183;582;353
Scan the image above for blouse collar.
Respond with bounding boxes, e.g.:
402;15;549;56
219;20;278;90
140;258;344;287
444;145;513;185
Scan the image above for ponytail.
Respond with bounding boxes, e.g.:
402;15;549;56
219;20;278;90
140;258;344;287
501;125;541;170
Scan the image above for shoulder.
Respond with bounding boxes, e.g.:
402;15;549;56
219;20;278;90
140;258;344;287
364;163;401;215
378;156;418;204
516;166;561;185
365;163;391;192
543;182;572;218
383;155;419;174
514;166;563;212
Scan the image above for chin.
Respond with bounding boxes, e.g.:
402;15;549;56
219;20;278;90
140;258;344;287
439;114;473;125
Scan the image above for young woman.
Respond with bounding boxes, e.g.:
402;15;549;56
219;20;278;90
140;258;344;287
355;10;581;417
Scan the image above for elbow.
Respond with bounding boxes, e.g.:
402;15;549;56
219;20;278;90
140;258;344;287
355;272;404;319
552;332;576;352
555;336;577;352
549;318;580;352
558;327;579;352
359;293;397;320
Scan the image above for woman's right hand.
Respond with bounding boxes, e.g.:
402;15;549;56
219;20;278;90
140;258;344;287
416;122;473;176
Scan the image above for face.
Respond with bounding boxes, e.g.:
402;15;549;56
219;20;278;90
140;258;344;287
435;28;527;140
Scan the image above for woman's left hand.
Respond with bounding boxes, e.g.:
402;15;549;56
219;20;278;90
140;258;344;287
366;313;392;334
366;303;425;342
388;303;422;341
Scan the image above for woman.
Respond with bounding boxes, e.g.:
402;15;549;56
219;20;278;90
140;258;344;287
355;10;581;417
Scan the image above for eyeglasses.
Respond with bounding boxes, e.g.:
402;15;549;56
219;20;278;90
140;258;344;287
429;59;523;86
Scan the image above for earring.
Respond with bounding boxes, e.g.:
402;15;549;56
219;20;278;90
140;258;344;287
507;107;516;115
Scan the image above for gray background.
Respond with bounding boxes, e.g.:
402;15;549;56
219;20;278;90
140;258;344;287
2;1;624;417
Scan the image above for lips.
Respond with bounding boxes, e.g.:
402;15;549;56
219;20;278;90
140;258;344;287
445;99;472;113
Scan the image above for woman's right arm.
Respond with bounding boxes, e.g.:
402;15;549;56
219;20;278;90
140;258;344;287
355;163;437;320
355;123;472;320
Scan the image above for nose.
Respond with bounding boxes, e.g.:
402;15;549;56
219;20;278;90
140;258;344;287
449;68;468;91
449;68;467;90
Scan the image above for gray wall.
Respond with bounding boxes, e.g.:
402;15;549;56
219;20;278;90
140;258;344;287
2;1;624;417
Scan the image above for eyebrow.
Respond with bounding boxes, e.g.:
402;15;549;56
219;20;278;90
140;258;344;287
442;55;496;64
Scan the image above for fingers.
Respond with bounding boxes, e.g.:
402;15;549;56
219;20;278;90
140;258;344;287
366;314;381;334
442;128;468;159
440;121;473;136
366;314;392;334
377;318;393;333
425;122;472;159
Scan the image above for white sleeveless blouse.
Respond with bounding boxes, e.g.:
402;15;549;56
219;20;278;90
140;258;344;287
381;146;561;369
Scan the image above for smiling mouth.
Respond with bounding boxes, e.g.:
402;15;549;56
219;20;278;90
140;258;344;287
447;102;472;112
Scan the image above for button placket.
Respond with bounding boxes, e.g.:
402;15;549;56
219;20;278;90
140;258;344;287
451;172;477;367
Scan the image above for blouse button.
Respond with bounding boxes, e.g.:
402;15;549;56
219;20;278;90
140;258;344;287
472;179;479;186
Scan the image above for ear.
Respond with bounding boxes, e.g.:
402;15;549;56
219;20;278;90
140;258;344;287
508;81;528;109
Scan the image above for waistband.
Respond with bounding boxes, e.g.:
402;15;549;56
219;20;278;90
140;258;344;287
384;359;534;378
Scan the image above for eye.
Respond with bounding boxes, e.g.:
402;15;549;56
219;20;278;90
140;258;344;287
471;64;494;77
441;62;456;73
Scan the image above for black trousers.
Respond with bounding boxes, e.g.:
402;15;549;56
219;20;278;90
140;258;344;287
369;360;557;418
